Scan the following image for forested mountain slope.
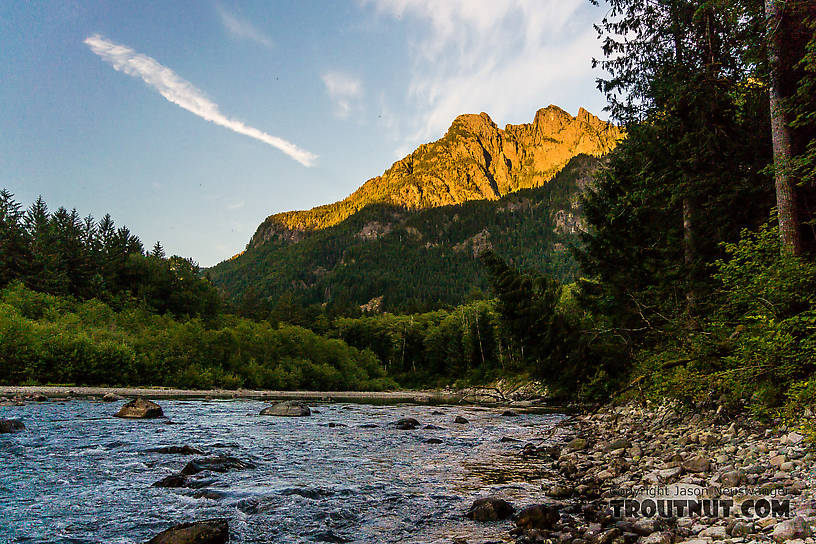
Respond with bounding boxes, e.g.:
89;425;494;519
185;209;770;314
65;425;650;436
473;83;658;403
209;154;601;312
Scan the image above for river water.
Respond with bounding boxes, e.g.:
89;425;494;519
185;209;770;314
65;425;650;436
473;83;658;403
0;400;565;543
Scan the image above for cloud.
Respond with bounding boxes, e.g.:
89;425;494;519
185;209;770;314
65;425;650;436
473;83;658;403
361;0;603;145
84;34;316;166
321;71;363;119
216;5;274;48
227;200;245;210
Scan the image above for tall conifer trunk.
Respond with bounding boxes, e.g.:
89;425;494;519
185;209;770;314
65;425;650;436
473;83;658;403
671;1;698;311
766;0;804;255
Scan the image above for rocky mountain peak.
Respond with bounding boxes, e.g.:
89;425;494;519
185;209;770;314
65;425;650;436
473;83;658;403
246;106;622;249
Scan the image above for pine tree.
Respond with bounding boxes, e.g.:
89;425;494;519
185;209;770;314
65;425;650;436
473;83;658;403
151;241;166;259
0;190;31;286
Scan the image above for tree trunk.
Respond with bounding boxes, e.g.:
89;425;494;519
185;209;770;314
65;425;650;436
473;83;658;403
683;197;696;310
671;0;698;313
766;0;804;255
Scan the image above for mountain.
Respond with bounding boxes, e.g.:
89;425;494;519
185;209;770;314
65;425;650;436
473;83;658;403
209;153;603;312
247;105;621;249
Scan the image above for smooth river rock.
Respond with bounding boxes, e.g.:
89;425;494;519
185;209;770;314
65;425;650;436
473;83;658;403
115;398;163;419
466;497;515;521
146;446;204;455
145;518;228;544
180;456;255;476
394;418;420;430
514;504;561;530
259;401;311;417
0;419;25;433
773;517;811;542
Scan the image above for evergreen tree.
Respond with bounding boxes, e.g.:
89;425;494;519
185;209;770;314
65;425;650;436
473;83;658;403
151;241;166;259
0;190;31;287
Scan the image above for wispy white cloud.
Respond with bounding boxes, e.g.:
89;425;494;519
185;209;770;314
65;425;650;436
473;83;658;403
321;71;363;119
227;200;245;210
84;34;316;166
361;0;602;145
216;5;274;48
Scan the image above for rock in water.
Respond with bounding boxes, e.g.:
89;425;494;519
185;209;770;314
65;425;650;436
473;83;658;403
144;519;228;544
115;398;163;419
259;401;311;417
393;418;420;430
0;419;25;433
146;446;204;455
466;497;515;521
454;416;469;424
102;392;122;402
180;456;255;476
152;474;190;488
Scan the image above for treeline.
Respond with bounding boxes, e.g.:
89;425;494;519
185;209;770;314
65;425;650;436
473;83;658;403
0;282;394;390
0;191;219;317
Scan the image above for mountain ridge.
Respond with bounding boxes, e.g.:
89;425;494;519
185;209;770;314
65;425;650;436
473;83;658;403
247;105;621;250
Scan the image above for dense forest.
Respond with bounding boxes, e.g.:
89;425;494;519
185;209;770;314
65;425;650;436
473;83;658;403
2;0;816;420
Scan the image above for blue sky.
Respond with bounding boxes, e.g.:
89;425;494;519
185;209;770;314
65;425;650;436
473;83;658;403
1;1;608;266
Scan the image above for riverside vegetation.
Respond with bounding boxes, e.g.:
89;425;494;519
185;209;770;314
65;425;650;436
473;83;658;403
1;0;816;425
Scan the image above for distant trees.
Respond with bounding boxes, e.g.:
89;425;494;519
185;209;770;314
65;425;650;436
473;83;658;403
0;190;219;317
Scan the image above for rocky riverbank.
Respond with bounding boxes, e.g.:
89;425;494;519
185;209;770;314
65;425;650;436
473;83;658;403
486;402;816;543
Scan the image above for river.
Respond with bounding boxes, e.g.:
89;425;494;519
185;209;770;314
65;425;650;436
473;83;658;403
0;399;565;543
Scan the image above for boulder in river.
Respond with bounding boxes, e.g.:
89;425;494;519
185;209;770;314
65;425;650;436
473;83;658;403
144;518;228;544
454;416;469;424
394;418;420;430
259;401;311;417
152;474;190;488
115;398;163;419
180;456;255;476
102;392;122;402
146;446;204;455
0;419;25;433
466;497;515;521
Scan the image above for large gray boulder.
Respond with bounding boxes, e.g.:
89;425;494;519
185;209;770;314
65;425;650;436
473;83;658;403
259;401;311;417
145;519;228;544
0;419;25;433
115;398;163;419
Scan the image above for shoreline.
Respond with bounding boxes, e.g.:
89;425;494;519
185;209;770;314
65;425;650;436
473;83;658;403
0;384;588;412
0;385;462;404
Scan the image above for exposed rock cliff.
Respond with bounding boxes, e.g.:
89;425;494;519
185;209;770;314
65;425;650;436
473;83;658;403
248;106;620;249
